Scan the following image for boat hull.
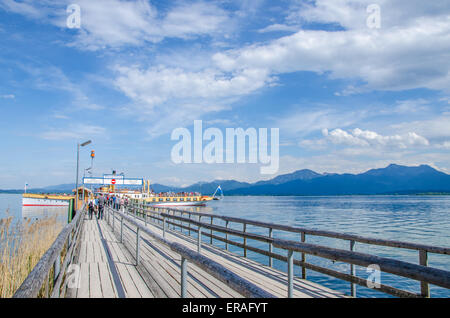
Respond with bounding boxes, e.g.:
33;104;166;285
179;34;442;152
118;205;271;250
22;197;70;207
147;201;206;207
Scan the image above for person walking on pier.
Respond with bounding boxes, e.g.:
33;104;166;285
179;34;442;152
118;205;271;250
98;194;105;220
88;199;95;220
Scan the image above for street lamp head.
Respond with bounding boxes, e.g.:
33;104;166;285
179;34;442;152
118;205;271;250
81;140;92;147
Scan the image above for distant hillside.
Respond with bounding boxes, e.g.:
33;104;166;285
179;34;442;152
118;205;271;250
3;164;449;196
226;164;450;196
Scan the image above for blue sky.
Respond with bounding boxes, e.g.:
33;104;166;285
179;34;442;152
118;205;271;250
0;0;449;188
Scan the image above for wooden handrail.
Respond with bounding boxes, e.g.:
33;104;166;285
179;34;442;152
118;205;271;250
132;203;450;255
129;202;450;297
13;206;86;298
272;239;450;290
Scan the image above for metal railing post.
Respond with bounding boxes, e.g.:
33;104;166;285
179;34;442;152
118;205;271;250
163;216;166;238
112;209;115;232
210;216;213;245
419;250;430;297
136;227;140;266
350;240;356;297
120;217;124;243
243;223;247;258
198;226;202;253
301;232;306;279
288;250;294;298
269;228;273;267
188;213;191;236
181;257;188;298
225;221;229;251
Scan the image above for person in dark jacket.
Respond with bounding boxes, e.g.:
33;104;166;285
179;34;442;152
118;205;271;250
88;199;94;220
97;194;105;220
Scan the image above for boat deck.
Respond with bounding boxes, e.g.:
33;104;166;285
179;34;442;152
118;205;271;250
66;213;349;298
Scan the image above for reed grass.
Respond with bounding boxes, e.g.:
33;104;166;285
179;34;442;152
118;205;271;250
0;211;63;298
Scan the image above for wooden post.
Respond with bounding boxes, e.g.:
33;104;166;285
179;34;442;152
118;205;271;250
350;240;356;297
181;257;188;298
419;250;430;298
287;250;294;298
53;254;61;283
301;232;306;279
269;228;273;267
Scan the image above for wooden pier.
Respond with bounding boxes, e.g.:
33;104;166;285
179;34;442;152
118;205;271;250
64;210;346;298
13;203;450;299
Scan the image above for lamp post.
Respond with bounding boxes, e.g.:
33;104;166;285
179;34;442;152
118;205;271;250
75;140;92;212
83;167;92;202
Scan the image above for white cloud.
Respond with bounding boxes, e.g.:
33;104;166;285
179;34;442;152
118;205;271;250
302;127;430;150
213;16;450;93
114;65;271;108
1;0;232;50
391;116;450;140
40;123;106;140
1;94;15;99
275;108;367;137
258;24;299;33
212;0;450;95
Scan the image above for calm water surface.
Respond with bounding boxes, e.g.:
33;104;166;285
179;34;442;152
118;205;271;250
1;194;449;297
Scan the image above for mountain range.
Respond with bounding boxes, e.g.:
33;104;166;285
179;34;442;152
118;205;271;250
2;164;450;196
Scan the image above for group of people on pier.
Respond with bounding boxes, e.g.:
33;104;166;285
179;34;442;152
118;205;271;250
88;194;129;220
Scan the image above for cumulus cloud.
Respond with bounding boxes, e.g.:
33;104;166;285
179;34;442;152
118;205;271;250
213;16;450;93
1;0;231;50
301;128;430;150
114;65;272;108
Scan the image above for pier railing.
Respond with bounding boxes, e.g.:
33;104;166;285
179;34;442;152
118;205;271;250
128;201;450;298
105;206;275;298
13;205;86;298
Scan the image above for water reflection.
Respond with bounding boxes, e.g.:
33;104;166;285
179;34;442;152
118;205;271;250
22;206;68;224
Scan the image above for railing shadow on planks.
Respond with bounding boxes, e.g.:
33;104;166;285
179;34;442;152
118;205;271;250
126;200;450;298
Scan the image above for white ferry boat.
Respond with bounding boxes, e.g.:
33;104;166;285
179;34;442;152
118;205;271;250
22;193;72;207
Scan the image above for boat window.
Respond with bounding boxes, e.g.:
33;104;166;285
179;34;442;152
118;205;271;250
180;198;184;201
159;198;163;201
193;197;197;201
152;198;156;202
166;198;170;201
187;198;191;201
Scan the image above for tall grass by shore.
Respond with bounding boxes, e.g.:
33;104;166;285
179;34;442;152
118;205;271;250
0;212;63;298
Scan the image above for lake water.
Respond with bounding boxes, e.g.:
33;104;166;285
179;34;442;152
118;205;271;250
1;193;449;298
0;194;69;225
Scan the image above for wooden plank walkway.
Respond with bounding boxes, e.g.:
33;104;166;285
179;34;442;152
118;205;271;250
66;212;348;298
